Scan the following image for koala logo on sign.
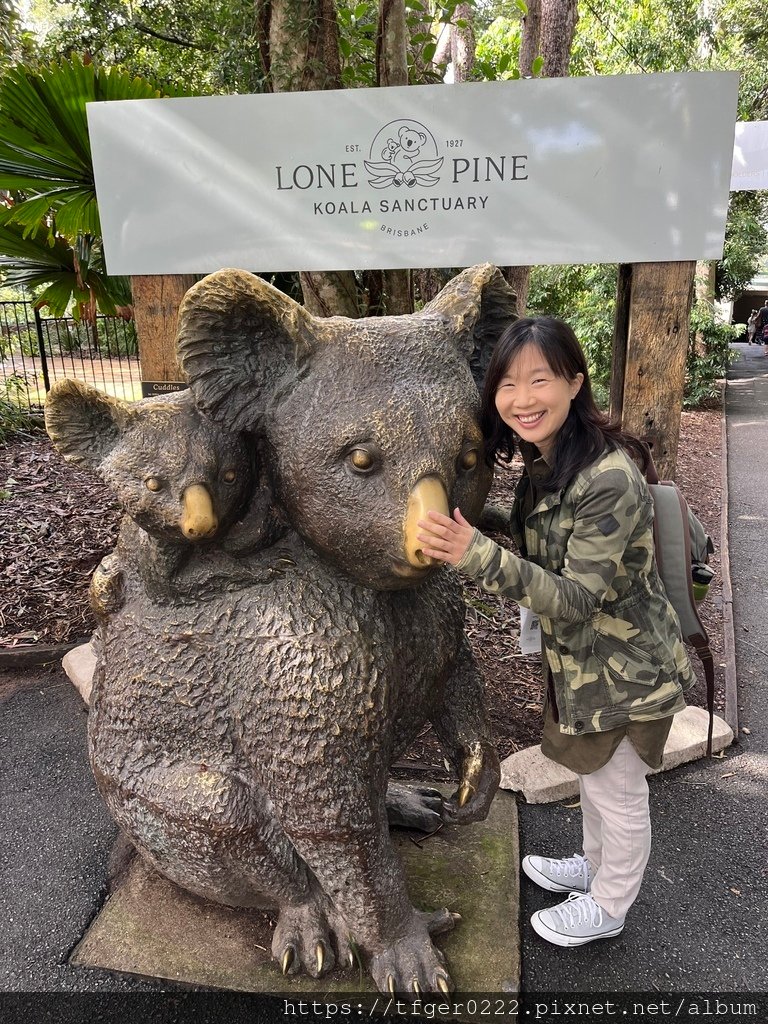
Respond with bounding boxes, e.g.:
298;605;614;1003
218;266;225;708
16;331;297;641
365;120;443;189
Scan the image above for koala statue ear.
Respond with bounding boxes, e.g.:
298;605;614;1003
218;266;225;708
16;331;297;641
177;269;316;434
421;263;518;388
45;379;131;471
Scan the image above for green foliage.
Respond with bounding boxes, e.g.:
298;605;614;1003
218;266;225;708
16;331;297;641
34;0;265;95
475;17;522;81
0;54;187;237
685;303;741;407
337;0;377;88
527;263;618;399
716;191;768;300
0;55;182;317
0;0;36;72
0;373;32;440
0;206;131;317
717;0;768;119
571;0;714;76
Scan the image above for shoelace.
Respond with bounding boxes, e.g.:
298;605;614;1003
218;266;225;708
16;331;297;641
552;893;602;931
549;854;589;880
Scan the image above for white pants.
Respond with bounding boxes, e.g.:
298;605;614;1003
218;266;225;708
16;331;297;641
578;736;652;921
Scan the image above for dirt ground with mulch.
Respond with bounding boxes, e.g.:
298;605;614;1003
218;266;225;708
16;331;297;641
0;408;725;766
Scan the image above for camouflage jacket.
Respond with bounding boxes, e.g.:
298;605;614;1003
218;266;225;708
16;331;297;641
456;445;694;735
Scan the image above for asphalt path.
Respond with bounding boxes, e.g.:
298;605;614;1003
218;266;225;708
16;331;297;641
2;343;766;1023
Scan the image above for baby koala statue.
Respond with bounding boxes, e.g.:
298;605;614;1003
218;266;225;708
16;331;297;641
44;379;284;611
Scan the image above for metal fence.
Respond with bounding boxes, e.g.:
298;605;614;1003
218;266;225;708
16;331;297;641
0;299;141;412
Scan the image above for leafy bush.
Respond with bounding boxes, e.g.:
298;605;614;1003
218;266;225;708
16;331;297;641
527;263;618;396
0;374;34;441
685;303;741;408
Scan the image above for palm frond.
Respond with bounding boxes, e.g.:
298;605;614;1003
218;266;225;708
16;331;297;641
0;55;189;233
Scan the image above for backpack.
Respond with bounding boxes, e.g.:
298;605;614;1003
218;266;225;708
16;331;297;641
645;451;716;754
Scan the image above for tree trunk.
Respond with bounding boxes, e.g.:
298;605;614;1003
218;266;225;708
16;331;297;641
502;266;528;317
132;275;197;386
610;262;696;479
377;0;413;314
695;260;716;307
450;4;475;83
432;23;452;68
377;0;408;87
540;0;578;78
519;0;541;77
413;268;451;305
265;0;360;317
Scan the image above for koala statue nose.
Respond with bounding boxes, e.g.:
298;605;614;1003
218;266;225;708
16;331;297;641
404;476;450;568
181;483;219;540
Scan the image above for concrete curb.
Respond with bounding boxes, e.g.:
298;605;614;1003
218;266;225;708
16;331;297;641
720;379;739;734
0;638;89;669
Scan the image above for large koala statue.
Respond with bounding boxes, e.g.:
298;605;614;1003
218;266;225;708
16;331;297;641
49;264;517;996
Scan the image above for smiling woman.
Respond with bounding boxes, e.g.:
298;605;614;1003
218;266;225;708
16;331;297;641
417;313;698;950
494;345;583;463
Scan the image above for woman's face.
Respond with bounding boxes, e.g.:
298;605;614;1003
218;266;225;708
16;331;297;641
494;343;583;461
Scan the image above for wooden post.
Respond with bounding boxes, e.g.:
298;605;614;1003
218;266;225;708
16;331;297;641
610;261;696;480
131;275;197;393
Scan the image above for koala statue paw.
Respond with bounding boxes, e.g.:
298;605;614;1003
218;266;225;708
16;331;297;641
272;898;342;979
385;782;444;832
89;553;125;617
370;919;454;998
441;741;500;825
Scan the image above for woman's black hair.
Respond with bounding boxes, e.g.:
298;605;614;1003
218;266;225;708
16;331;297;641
480;316;649;491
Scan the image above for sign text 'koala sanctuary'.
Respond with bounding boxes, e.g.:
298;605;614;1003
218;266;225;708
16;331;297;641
87;73;738;275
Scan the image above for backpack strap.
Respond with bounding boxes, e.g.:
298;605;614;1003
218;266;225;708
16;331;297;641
690;636;716;757
644;448;715;756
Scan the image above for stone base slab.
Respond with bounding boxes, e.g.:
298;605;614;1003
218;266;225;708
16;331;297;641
71;787;520;1005
61;641;95;705
500;706;734;804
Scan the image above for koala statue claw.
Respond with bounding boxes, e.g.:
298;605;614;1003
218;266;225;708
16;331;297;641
46;263;518;996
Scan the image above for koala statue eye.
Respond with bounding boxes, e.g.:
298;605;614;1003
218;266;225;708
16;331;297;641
348;448;377;474
459;448;479;472
145;477;163;492
222;469;237;483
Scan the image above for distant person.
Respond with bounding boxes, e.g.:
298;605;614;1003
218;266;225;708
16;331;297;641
746;309;758;345
756;300;768;356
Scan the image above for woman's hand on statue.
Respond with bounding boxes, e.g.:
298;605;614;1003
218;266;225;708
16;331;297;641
417;508;474;566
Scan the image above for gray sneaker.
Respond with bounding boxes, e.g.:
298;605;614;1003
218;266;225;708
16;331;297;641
522;853;593;893
531;892;625;947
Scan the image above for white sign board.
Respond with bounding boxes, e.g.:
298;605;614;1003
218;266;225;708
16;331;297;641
731;121;768;191
87;73;739;275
